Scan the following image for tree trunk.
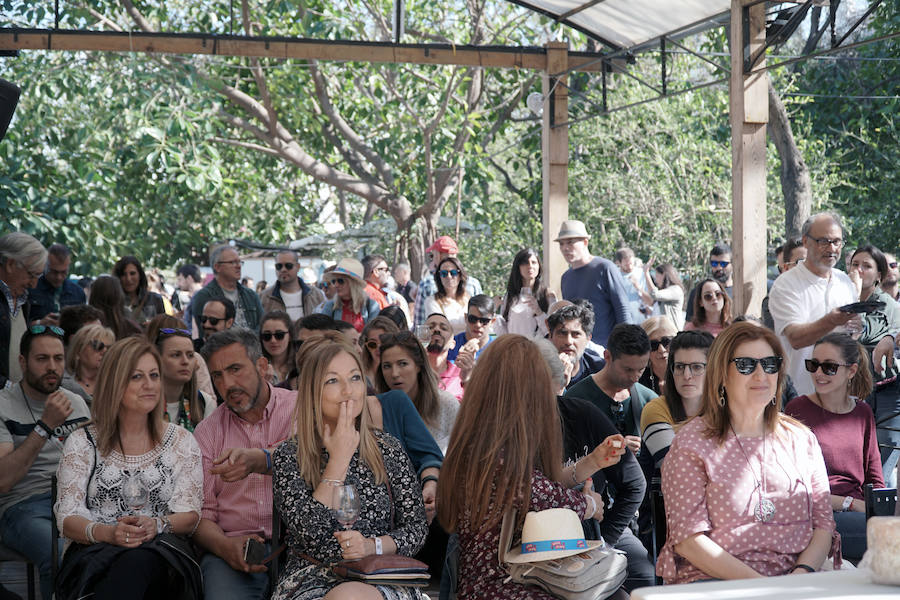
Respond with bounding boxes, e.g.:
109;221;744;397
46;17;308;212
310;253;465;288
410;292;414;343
767;76;811;239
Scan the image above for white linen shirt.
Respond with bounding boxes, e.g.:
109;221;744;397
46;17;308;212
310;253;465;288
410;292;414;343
768;262;857;396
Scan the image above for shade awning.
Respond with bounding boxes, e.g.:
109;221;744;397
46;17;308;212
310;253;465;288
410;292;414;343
505;0;732;52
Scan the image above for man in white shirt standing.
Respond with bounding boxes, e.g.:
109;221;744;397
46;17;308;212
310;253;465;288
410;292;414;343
769;212;894;396
259;250;325;324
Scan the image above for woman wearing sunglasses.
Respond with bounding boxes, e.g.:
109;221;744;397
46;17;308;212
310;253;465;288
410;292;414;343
684;278;732;337
258;311;298;385
359;316;400;388
424;257;470;335
784;333;883;561
146;315;215;432
317;258;381;333
639;316;678;395
658;322;836;584
62;323;115;405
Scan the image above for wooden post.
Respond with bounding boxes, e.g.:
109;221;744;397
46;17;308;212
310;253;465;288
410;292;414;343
542;41;569;296
730;1;768;316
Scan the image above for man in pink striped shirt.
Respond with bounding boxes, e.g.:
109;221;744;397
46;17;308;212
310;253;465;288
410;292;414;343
193;328;296;600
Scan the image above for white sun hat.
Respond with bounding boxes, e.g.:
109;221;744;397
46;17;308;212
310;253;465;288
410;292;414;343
505;508;605;564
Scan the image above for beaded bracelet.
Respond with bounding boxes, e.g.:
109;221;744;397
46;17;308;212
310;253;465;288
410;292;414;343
570;463;580;486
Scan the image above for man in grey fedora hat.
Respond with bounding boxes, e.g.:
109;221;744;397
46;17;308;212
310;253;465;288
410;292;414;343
556;220;634;347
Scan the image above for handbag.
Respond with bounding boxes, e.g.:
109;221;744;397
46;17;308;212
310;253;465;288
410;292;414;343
498;508;628;600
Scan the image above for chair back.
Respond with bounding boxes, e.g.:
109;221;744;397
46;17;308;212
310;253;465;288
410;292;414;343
649;475;666;565
865;483;898;519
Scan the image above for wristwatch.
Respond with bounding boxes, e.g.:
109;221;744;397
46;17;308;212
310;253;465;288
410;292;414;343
841;496;854;512
156;515;173;534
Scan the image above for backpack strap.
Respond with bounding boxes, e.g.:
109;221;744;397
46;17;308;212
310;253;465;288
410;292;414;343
83;426;99;490
498;507;517;565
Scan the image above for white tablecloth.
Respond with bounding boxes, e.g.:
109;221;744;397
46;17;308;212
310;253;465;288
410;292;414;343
630;568;900;600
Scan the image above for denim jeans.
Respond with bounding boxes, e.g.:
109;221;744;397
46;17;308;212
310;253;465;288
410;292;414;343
0;493;64;600
200;546;270;600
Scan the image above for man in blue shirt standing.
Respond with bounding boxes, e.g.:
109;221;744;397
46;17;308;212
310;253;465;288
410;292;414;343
557;220;634;347
28;243;86;326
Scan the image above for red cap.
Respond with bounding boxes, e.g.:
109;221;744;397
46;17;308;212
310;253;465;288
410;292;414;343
426;235;458;254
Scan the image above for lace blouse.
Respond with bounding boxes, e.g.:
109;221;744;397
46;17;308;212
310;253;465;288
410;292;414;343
55;423;203;531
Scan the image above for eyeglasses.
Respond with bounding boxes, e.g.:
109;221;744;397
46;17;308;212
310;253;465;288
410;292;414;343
28;325;64;337
804;358;852;376
806;235;843;249
673;362;706;376
364;339;380;351
261;331;289;342
890;262;899;269
18;261;43;279
732;356;782;375
466;314;492;326
89;340;109;352
702;291;724;302
331;277;346;285
710;260;730;268
439;269;460;278
217;259;243;266
650;336;672;351
200;315;224;325
274;263;295;271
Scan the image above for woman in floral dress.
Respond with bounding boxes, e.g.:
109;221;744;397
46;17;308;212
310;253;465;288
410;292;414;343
272;337;428;600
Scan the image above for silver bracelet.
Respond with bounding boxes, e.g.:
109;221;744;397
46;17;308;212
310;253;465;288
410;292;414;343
322;478;344;486
584;493;597;519
570;463;580;486
85;521;97;544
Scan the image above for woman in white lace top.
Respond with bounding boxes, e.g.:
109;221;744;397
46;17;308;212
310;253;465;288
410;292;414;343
55;336;203;600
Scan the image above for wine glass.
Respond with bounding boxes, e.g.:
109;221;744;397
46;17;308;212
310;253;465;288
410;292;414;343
333;484;360;531
415;324;431;343
122;472;149;516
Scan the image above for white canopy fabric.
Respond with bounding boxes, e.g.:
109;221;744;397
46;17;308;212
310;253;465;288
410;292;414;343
506;0;732;51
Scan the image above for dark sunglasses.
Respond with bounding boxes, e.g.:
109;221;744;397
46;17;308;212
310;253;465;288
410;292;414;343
364;339;380;351
804;358;852;376
466;314;492;326
89;340;109;352
702;291;724;302
439;269;460;278
891;262;899;269
200;315;223;325
274;263;295;271
156;328;191;343
261;331;289;342
650;336;672;351
332;277;346;285
28;324;65;337
732;356;782;375
710;260;730;268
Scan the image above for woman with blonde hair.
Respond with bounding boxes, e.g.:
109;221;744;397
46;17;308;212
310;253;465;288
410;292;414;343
55;337;203;600
639;315;678;395
658;322;836;584
438;335;622;599
317;258;381;332
271;337;427;600
61;323;115;404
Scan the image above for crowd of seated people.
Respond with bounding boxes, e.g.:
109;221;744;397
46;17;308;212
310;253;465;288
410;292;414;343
1;210;898;600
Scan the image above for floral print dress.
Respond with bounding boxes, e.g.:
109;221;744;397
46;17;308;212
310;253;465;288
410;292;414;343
272;429;428;600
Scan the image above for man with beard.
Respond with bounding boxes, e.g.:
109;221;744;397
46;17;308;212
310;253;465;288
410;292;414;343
259;250;325;323
769;213;878;397
0;325;90;600
195;298;235;351
883;252;899;301
684;242;735;322
193;328;296;600
423;313;463;401
446;294;495;367
548;302;605;389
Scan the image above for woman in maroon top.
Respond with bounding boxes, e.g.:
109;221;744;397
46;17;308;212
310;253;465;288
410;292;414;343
784;332;884;561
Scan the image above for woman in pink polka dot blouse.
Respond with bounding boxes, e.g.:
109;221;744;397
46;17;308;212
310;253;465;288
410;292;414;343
658;322;837;584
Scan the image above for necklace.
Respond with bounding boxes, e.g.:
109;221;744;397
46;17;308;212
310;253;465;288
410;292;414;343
730;424;776;523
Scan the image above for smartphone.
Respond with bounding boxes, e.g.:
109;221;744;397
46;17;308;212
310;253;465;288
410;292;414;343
244;538;266;565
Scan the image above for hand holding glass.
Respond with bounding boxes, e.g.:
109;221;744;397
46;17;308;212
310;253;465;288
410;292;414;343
333;484;360;530
122;472;149;515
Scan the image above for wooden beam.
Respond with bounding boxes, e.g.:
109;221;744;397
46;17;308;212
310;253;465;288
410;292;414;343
730;0;768;316
0;29;609;72
542;41;570;296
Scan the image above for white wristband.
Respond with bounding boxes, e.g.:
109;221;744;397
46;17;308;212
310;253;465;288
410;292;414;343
373;536;383;555
584;494;597;519
842;496;854;512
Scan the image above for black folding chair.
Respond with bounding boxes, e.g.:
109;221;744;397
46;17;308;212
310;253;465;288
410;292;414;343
649;476;666;565
865;483;897;519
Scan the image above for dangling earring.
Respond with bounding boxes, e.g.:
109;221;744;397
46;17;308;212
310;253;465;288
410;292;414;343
718;385;726;407
771;396;776;406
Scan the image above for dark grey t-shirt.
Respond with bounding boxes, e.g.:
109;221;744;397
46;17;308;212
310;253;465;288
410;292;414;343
0;384;90;518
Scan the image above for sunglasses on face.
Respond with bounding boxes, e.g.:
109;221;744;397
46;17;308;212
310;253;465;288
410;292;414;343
703;291;724;302
331;277;346;285
261;331;289;342
364;339;380;351
891;262;899;269
710;260;730;268
439;269;460;278
89;340;109;352
673;362;706;376
200;315;224;325
274;263;295;271
732;356;782;375
805;358;852;376
650;336;672;351
28;324;65;337
466;314;492;326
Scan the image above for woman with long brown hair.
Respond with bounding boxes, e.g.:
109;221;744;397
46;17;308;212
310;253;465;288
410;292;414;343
55;337;202;599
270;337;427;600
424;256;470;334
685;278;732;337
658;322;836;584
437;335;617;599
113;256;167;325
88;275;142;340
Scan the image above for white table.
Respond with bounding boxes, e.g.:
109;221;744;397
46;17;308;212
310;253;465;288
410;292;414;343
630;568;900;600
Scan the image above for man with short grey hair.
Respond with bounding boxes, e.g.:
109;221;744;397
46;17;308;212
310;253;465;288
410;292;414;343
193;328;296;600
0;232;47;388
190;245;264;333
259;250;324;322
